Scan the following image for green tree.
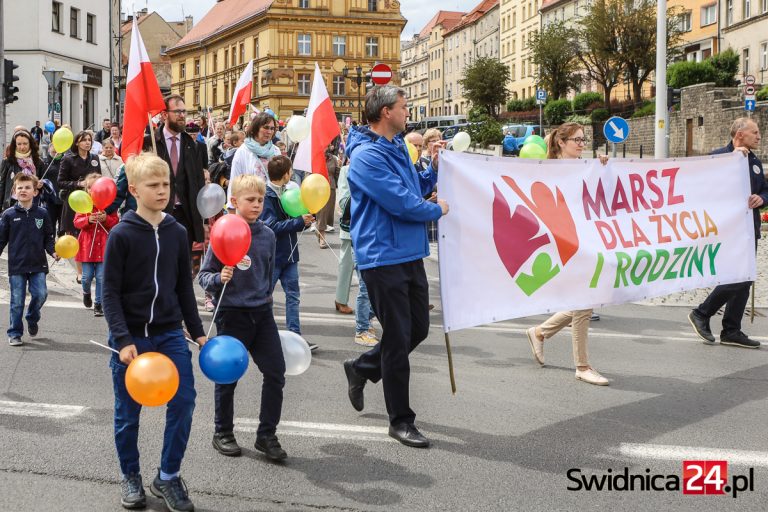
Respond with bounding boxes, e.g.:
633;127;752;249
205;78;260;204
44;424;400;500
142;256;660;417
459;57;510;119
528;21;582;100
578;0;625;112
708;48;739;86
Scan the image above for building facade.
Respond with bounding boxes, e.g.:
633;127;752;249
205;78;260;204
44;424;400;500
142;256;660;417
720;0;768;82
670;0;719;62
401;37;429;121
425;11;465;116
500;0;540;100
167;0;405;124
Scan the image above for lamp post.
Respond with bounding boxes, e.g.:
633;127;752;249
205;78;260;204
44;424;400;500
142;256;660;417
343;65;364;122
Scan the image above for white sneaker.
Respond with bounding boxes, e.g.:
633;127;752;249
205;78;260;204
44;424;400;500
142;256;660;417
354;331;378;347
575;368;609;386
8;337;22;346
525;327;544;365
324;226;335;233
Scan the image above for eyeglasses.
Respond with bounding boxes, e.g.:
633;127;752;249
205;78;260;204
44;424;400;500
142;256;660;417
261;126;277;131
566;137;590;145
167;109;187;115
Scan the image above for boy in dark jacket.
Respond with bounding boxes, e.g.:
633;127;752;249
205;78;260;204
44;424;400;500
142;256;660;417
199;174;288;461
102;154;206;511
260;155;316;350
0;173;58;346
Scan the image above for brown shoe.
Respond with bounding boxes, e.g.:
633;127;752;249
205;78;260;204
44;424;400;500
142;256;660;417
335;301;354;314
319;239;329;249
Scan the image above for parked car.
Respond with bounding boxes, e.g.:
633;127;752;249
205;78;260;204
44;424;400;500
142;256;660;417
441;123;471;141
502;124;545;155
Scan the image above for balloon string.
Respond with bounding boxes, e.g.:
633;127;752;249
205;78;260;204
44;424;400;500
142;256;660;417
39;158;56;182
185;337;199;347
88;339;120;354
206;280;228;339
89;219;105;258
315;229;341;264
286;225;308;263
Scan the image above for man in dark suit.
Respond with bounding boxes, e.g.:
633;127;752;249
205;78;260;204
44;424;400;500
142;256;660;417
143;95;205;249
689;117;768;349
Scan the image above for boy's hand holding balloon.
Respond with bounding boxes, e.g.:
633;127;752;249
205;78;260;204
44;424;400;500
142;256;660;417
220;266;234;283
120;344;138;365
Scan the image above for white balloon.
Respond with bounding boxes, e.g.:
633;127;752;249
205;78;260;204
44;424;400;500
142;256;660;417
286;116;310;143
286;180;299;190
196;183;227;219
452;131;471;152
279;330;312;376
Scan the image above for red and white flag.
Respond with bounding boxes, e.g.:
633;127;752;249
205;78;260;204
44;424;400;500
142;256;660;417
121;18;165;159
294;63;340;179
227;60;254;127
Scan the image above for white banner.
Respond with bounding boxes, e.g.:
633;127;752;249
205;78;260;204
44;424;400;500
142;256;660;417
437;152;756;333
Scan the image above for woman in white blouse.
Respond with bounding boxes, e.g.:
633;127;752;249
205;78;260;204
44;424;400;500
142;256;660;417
227;112;281;209
98;138;123;180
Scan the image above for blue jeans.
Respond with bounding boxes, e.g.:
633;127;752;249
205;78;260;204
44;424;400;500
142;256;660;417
109;329;196;476
353;253;375;334
8;272;47;338
272;261;301;334
81;262;104;304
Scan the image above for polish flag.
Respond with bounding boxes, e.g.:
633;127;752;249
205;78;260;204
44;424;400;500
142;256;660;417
294;63;340;179
228;60;254;128
121;18;165;159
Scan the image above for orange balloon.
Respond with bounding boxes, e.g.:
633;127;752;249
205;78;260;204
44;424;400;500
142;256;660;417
125;352;179;407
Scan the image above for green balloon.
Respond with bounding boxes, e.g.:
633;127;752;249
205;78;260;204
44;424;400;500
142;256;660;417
280;188;309;217
523;134;547;151
519;143;547;159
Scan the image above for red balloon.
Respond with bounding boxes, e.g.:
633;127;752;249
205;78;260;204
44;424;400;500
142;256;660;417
90;177;118;210
210;214;251;266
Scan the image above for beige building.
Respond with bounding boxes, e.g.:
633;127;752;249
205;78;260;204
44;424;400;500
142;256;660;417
424;11;465;117
670;0;719;62
720;0;768;82
401;37;429;121
167;0;405;124
500;0;540;100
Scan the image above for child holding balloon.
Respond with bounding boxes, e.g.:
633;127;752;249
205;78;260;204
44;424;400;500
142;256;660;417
73;173;118;316
102;154;206;511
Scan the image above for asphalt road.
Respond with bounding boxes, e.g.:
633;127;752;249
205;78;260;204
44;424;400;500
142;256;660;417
0;229;767;511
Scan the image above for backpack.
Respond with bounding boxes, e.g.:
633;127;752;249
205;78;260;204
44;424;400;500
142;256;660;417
340;196;351;232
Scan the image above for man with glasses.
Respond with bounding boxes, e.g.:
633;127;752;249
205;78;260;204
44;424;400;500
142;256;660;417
143;95;206;250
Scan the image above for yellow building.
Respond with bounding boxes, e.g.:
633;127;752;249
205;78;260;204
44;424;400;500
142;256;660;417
166;0;405;124
671;0;718;62
500;0;540;100
425;11;465;116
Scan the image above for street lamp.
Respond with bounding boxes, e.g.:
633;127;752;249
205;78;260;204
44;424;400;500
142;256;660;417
343;65;364;122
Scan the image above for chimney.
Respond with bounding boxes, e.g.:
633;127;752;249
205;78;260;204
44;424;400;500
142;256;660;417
185;15;193;32
138;8;148;16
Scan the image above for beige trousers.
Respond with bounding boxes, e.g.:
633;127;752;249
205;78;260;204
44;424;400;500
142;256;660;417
538;309;592;367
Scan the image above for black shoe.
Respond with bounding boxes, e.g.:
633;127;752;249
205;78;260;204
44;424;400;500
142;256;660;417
720;331;761;349
306;341;319;352
590;312;600;321
688;310;715;344
254;435;287;461
212;432;241;457
27;322;38;336
94;303;104;317
150;471;194;512
343;359;366;411
388;423;430;448
83;292;92;309
120;473;146;509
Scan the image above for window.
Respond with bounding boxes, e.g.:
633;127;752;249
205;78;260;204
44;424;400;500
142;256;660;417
224;81;229;101
224;49;229;67
333;75;346;96
298;73;311;95
333;35;346;56
299;0;309;7
368;0;377;11
194;88;200;106
678;11;692;31
701;4;717;25
212;85;217;105
52;2;62;33
298;34;311;55
194;58;200;76
744;0;752;18
179;63;186;79
513;12;516;27
86;13;95;43
743;48;750;75
761;42;768;70
160;45;167;54
366;37;379;57
764;0;768;13
727;0;733;25
70;7;79;38
213;53;218;72
254;37;259;58
240;43;245;63
512;63;516;79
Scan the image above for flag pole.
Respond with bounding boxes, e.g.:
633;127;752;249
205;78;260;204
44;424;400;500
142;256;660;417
444;332;456;394
147;113;157;154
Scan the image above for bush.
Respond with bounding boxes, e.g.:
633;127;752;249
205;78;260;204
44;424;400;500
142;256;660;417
506;97;537;112
565;114;592;125
544;99;572;125
757;86;768;101
590;108;610;123
467;115;504;148
666;60;718;88
572;92;604;113
631;100;655;118
467;105;487;122
707;49;739;87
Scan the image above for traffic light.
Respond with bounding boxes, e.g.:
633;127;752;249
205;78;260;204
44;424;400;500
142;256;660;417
4;59;19;104
667;87;681;109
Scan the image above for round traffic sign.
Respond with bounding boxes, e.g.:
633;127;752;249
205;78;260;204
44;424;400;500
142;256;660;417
745;85;756;95
745;75;756;86
371;63;392;85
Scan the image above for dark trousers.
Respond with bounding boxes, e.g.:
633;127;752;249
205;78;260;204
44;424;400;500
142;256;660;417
171;204;194;252
213;306;286;437
353;260;430;426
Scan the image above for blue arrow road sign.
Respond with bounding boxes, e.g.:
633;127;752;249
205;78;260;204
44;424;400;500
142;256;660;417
745;99;755;111
603;116;629;143
536;89;547;101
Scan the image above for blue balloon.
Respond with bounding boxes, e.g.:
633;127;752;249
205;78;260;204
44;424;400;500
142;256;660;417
44;121;55;133
199;335;249;384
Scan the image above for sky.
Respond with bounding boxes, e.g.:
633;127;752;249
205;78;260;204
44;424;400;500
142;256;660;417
133;0;481;38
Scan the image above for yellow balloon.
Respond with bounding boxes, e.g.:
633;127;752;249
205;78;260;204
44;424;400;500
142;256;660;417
52;127;74;153
300;173;331;214
55;235;79;259
406;142;419;164
68;190;93;214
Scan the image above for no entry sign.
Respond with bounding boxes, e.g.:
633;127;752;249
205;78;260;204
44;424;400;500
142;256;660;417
371;63;392;85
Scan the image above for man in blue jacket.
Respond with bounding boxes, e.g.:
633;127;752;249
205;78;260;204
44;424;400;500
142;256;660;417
689;117;768;348
342;86;449;448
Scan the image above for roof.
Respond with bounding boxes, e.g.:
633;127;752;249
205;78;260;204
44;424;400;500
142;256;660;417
444;0;499;36
172;0;273;50
121;12;186;39
418;10;466;38
540;0;572;13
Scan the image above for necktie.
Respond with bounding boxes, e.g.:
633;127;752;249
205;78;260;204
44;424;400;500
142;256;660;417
170;136;179;175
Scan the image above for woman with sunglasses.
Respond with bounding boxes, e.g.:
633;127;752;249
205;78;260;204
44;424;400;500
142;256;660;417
525;122;610;386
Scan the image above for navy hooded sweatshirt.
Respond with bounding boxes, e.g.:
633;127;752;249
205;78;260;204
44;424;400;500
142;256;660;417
102;211;205;350
0;203;55;275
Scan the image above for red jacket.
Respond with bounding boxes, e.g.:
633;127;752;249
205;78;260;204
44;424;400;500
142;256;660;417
73;210;119;262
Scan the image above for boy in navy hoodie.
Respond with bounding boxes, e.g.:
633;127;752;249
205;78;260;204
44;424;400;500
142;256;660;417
0;173;58;346
102;154;206;511
199;174;288;461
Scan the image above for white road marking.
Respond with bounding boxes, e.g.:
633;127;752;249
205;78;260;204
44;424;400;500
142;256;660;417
612;443;768;467
0;400;87;419
235;418;394;443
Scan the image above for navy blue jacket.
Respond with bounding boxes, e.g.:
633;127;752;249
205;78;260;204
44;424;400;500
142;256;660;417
0;204;55;275
711;143;768;240
198;219;276;310
102;211;205;350
261;185;305;266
